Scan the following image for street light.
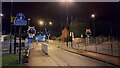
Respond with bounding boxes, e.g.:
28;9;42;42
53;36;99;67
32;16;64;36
91;14;96;37
0;13;3;17
27;18;30;26
39;21;44;25
91;14;95;18
91;14;97;52
49;22;52;25
39;20;52;41
28;18;30;21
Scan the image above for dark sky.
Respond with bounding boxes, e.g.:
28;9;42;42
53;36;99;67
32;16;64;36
2;2;120;37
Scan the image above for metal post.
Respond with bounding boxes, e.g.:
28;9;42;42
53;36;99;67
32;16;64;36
27;19;30;48
45;22;47;41
96;37;97;52
9;25;12;54
71;35;72;48
66;2;69;47
14;25;16;54
19;26;22;64
61;21;63;33
85;37;87;50
70;17;73;48
93;21;95;37
9;34;12;54
10;0;13;54
110;44;113;56
96;45;97;53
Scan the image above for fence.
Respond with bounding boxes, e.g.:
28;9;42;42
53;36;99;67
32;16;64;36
72;37;120;57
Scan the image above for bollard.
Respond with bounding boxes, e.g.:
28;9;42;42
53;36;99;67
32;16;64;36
42;43;48;55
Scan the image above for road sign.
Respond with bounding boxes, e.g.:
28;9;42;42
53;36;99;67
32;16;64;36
14;13;27;26
14;19;27;26
16;13;25;20
85;29;91;35
27;26;36;36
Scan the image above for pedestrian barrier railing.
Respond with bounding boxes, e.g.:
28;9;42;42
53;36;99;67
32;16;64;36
42;43;48;55
72;42;120;57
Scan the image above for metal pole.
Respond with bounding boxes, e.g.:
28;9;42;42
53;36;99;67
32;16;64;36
110;43;113;56
9;25;12;54
92;16;96;37
66;2;69;47
45;22;47;41
70;17;73;48
19;26;22;64
95;37;97;52
96;43;97;52
27;19;30;48
85;37;87;50
14;25;16;54
10;0;13;54
61;21;63;34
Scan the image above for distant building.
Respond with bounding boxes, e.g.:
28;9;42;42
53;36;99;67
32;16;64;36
61;27;69;41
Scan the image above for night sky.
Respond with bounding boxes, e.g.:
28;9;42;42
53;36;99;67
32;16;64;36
2;2;120;37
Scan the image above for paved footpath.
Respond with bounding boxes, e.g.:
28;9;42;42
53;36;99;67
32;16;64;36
26;42;58;66
60;45;120;67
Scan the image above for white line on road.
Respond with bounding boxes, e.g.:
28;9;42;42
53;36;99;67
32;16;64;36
49;51;70;68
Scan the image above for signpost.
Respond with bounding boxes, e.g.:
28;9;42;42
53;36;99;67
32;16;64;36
70;32;74;48
14;13;27;26
27;26;36;49
14;13;27;64
85;29;91;50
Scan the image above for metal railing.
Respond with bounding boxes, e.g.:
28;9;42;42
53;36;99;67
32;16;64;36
71;37;120;57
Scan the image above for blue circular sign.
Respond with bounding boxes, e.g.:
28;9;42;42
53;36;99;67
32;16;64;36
16;13;25;20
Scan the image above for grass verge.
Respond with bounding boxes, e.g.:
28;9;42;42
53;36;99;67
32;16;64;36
2;54;19;66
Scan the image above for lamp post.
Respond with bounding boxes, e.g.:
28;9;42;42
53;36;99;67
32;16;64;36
91;14;98;52
91;14;95;37
10;18;13;54
64;1;69;47
39;20;52;40
28;18;30;26
63;0;74;47
27;18;30;48
0;13;3;35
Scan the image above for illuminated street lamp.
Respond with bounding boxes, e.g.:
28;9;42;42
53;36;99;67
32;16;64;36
39;20;52;41
91;14;97;52
91;14;95;18
0;13;3;17
49;21;52;25
28;18;30;21
39;21;44;25
91;14;96;37
27;18;30;26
